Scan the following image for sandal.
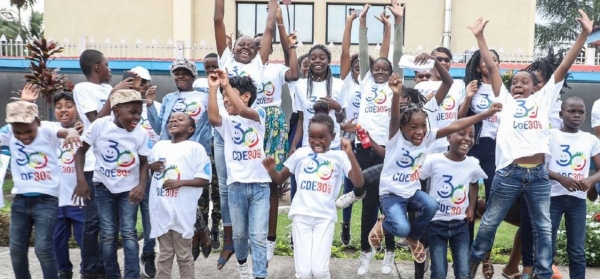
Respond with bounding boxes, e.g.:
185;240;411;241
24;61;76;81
482;254;494;279
502;271;521;279
407;238;427;263
368;215;385;250
217;243;235;270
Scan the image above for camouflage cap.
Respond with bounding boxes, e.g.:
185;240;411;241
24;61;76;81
110;89;146;108
6;101;38;124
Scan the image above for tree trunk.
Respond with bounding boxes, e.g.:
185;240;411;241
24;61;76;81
16;8;21;38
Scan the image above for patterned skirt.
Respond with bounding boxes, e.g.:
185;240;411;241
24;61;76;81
263;106;288;171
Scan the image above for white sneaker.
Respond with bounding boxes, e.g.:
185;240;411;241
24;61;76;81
357;249;374;276
238;262;251;279
336;191;365;209
381;250;395;274
267;239;276;262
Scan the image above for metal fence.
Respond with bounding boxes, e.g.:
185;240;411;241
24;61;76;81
0;34;598;65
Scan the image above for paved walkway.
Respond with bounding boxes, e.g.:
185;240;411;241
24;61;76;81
0;242;599;278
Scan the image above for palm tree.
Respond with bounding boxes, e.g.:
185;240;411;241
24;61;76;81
0;8;23;40
28;11;43;39
9;0;37;38
535;0;600;49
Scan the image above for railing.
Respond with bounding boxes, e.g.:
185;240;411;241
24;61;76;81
0;35;598;66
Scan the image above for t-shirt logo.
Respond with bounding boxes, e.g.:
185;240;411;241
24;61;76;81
102;140;136;167
229;66;250;78
58;146;75;164
352;91;361;108
15;142;48;169
395;148;424;171
475;93;492;110
514;100;538;119
141;116;153;131
232;121;260;148
303;153;334;180
441;95;456;111
261;81;275;97
153;164;181;181
366;86;387;105
438;175;467;205
172;98;202;118
306;96;318;114
556;145;587;171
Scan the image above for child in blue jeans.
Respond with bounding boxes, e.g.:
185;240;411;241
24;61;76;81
74;90;151;279
419;125;487;279
1;99;80;279
208;70;271;279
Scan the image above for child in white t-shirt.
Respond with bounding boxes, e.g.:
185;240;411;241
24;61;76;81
208;70;271;279
73;90;151;279
547;97;600;278
262;113;364;278
419;125;487;279
149;112;212;279
0;100;80;279
468;12;592;279
368;73;501;264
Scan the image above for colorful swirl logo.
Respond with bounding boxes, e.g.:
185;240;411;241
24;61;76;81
366;86;387;105
556;145;587;171
15;142;48;169
441;95;456;110
231;122;260;148
58;147;75;165
438;175;467;205
395;148;424;171
228;66;250;78
474;94;492;110
101;140;136;167
514;100;538;119
262;81;275;96
303;153;334;180
141;116;153;131
172;99;202;118
153;165;181;181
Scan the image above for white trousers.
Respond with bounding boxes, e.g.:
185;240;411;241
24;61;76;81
292;215;335;279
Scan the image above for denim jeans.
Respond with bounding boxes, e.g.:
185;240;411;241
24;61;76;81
228;182;270;278
467;137;496;245
343;144;384;224
95;184;140;279
54;206;85;272
427;220;470;279
140;177;155;254
380;191;437;240
550;195;586;279
10;194;59;279
214;133;231;226
471;164;553;279
81;171;104;275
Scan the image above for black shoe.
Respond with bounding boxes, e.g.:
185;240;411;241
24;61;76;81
414;261;425;279
211;226;221;250
58;271;73;279
340;223;351;246
140;253;157;278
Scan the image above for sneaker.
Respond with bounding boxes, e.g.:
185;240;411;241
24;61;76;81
267;239;276;262
57;271;73;279
381;250;395;275
336;191;364;209
357;249;374;276
211;226;221;250
140;253;157;278
238;262;251;279
341;223;351;246
396;238;409;249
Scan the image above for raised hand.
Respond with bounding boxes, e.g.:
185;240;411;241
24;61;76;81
468;16;489;37
414;53;436;66
386;0;405;22
215;69;230;87
466;80;478;98
374;10;390;25
359;4;371;19
146;85;157;105
347;9;358;21
288;31;298;47
262;157;276;171
208;73;221;89
20;83;40;102
388;73;403;94
485;102;502;116
576;9;593;35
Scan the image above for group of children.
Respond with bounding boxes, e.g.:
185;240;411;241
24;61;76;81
2;1;598;279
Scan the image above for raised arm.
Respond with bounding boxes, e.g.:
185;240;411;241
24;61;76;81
263;157;292;185
458;80;478;118
283;32;300;81
259;0;279;64
340;10;358;80
358;4;371;80
207;75;223;127
437;103;502;139
218;70;260;122
214;0;228;56
388;0;405;76
469;17;502;97
388;74;403;138
553;9;593;83
376;11;392;59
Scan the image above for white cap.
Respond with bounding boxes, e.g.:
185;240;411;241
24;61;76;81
192;78;209;93
130;66;151;81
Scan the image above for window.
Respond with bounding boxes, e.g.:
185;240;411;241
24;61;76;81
236;2;314;44
326;4;404;45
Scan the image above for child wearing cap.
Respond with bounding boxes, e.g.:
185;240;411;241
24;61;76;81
0;99;80;279
73;89;151;279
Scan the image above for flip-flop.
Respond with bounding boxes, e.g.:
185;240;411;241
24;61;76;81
482;255;494;279
502;271;521;279
408;239;427;263
217;243;235;270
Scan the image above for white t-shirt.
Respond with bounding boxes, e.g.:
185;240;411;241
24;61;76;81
379;128;437;198
141;101;162;149
288;81;298;113
170;91;208;124
255;63;289;108
294;78;347;149
420;153;487;221
82;116;151;193
549;100;563;130
285;147;351;222
548;129;600;199
357;72;394;146
342;76;361;141
73;82;113;172
0;124;62;196
43;121;78;206
415;79;466;152
219;47;263;96
469;83;507;140
591;99;600;128
495;75;565;171
214;109;271;185
149;140;212;239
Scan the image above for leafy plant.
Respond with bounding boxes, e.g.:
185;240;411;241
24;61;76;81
501;69;515;90
278;180;291;199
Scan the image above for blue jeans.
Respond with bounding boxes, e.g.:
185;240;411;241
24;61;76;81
95;184;140;279
10;194;59;279
81;171;104;275
471;164;553;279
380;191;437;240
467;137;496;245
214;133;231;226
228;182;270;278
140;177;155;254
54;206;85;272
427;219;470;279
550;195;586;279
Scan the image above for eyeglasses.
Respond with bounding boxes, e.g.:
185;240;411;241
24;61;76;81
416;74;432;79
435;57;451;63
